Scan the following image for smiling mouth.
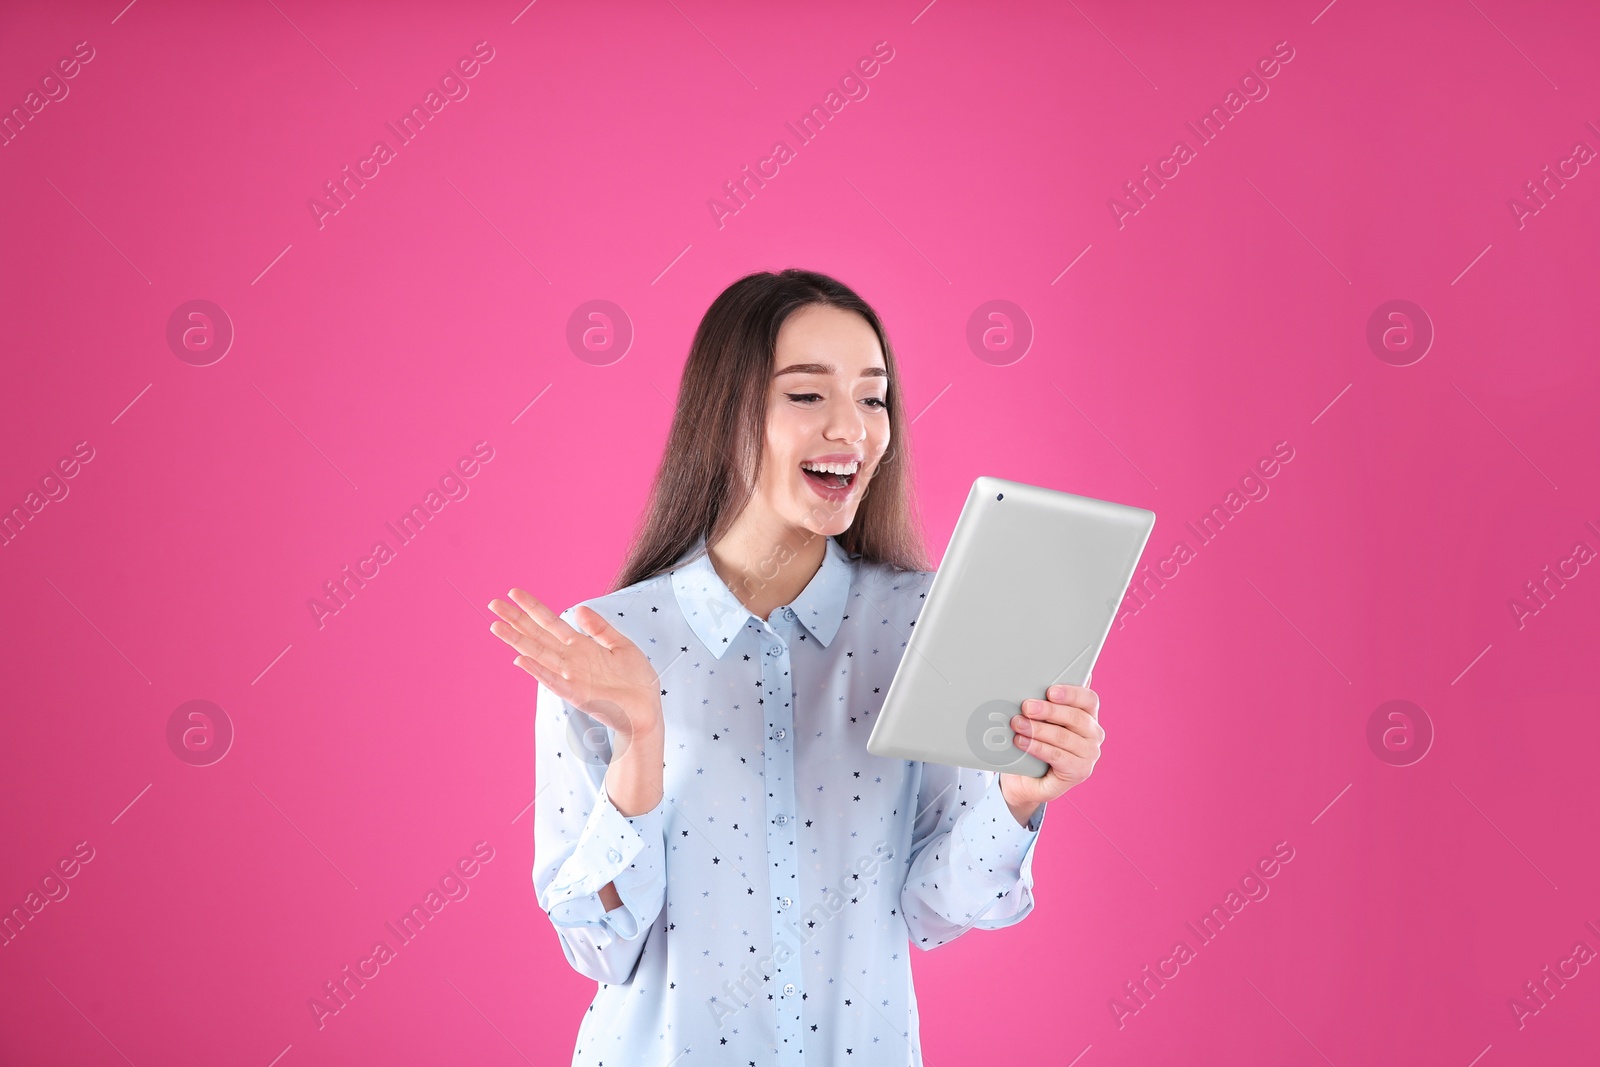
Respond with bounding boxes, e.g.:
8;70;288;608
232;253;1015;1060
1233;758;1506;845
801;467;854;491
800;461;859;493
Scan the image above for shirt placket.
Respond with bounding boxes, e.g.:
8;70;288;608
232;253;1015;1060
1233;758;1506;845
761;606;805;1064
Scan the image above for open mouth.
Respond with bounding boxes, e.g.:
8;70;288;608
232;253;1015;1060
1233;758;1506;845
800;461;859;493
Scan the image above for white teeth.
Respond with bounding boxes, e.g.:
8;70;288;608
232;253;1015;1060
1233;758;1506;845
801;459;860;476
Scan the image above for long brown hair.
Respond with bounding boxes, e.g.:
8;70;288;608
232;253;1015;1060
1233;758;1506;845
612;268;930;592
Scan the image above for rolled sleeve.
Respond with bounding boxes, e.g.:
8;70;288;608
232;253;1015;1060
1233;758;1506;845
532;670;668;985
899;766;1047;950
544;785;667;936
958;774;1047;889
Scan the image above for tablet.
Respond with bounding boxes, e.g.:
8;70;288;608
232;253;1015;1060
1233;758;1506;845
865;476;1155;777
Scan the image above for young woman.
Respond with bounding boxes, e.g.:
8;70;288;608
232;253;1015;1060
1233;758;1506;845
488;269;1105;1066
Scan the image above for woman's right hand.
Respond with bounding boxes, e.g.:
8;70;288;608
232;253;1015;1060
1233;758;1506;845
489;589;663;749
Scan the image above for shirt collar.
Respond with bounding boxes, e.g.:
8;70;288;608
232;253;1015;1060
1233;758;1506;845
670;534;854;658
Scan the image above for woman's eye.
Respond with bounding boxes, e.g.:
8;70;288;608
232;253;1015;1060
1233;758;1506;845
784;392;887;409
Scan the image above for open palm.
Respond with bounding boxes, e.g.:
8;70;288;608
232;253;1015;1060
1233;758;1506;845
488;589;663;744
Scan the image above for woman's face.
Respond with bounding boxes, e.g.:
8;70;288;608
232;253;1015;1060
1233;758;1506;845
749;304;891;539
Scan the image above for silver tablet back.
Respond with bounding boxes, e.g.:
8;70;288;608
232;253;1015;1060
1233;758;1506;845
866;476;1155;776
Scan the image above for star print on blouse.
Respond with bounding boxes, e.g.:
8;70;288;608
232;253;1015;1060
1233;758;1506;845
532;533;1047;1067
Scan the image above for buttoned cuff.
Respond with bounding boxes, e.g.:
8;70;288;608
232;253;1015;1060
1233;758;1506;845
543;783;667;938
959;776;1046;885
547;889;642;941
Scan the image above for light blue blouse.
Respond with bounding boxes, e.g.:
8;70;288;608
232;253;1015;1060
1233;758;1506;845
533;533;1048;1066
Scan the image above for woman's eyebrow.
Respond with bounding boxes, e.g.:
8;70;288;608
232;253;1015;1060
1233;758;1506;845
774;362;887;378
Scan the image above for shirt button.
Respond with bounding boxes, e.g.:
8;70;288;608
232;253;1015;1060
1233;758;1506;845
783;607;796;621
766;646;780;657
780;896;793;909
775;813;788;825
774;727;786;740
606;848;622;864
783;983;797;996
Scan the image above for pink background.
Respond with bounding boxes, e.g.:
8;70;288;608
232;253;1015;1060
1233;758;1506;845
3;0;1598;1063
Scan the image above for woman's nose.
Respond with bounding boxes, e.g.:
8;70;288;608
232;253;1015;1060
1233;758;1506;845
825;398;866;442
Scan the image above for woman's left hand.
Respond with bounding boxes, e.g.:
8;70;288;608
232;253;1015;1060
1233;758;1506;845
998;681;1104;813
